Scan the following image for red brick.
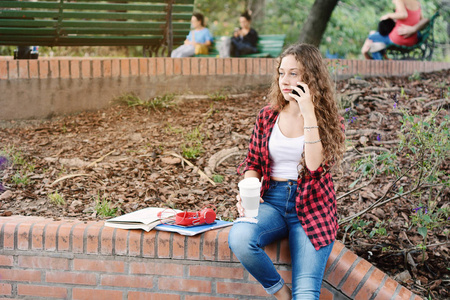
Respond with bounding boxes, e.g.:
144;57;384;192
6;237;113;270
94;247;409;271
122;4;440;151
130;261;182;276
156;231;171;258
182;57;191;75
17;222;31;250
101;274;153;288
326;250;358;286
231;58;239;74
71;222;87;253
279;238;291;263
111;59;120;77
73;288;122;300
185;296;231;300
2;222;16;249
223;58;231;75
120;59;130;77
0;255;13;266
218;228;231;261
0;60;7;79
246;58;253;75
325;241;346;272
279;269;292;284
173;58;182;75
86;223;102;254
39;60;49;78
260;59;267;75
130;58;139;76
128;229;142;256
320;286;334;299
148;58;156;75
156;57;165;75
187;234;201;259
45;222;62;251
139;58;148;75
92;59;101;78
8;61;18;79
31;221;48;250
27;60;38;79
341;259;373;296
60;59;70;78
373;277;398;300
172;232;185;258
0;283;11;295
199;58;208;75
57;222;72;251
0;269;41;282
216;281;266;297
252;58;260;74
128;292;180;300
201;229;217;260
18;284;67;298
142;231;156;257
81;60;91;78
114;227;128;255
159;278;211;293
49;59;59;78
99;226;114;255
216;58;224;75
265;241;278;262
18;256;69;270
46;271;97;285
189;265;244;279
165;57;174;75
70;60;80;78
18;60;28;78
190;58;199;75
207;57;216;75
102;59;111;78
397;286;413;299
354;268;386;300
73;258;125;273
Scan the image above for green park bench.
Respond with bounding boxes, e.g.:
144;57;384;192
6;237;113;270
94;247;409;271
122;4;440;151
385;11;440;61
0;0;195;58
195;34;286;58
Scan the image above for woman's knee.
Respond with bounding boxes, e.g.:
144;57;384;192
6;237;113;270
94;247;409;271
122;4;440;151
228;225;256;252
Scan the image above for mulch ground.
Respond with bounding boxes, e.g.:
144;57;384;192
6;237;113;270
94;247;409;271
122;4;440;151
1;69;449;299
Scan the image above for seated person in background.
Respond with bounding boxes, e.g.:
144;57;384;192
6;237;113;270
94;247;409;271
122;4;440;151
361;0;429;60
230;10;259;57
171;13;213;58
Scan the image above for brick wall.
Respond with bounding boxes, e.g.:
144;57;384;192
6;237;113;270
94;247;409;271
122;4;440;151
0;56;449;120
0;215;422;299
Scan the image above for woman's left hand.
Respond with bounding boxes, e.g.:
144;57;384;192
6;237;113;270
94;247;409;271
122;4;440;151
290;82;315;116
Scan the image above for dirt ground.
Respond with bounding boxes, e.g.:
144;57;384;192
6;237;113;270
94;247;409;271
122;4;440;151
1;70;449;299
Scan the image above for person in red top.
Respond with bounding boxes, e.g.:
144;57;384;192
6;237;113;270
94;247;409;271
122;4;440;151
361;0;429;60
228;43;345;299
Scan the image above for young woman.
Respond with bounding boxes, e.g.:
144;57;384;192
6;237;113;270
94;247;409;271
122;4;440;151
361;0;429;60
230;10;259;57
228;43;345;300
170;13;213;58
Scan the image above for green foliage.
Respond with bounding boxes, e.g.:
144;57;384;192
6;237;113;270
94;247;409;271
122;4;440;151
1;145;35;186
114;93;175;111
181;127;205;159
208;91;228;101
94;194;118;218
212;174;224;183
48;191;66;206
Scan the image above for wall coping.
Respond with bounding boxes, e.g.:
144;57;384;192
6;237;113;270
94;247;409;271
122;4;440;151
0;215;423;299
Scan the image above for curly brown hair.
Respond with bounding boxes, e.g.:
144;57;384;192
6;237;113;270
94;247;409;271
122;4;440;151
268;43;345;171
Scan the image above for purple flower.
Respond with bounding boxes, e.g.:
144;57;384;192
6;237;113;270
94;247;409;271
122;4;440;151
413;206;423;213
393;103;397;109
0;156;8;170
377;134;381;141
345;108;351;112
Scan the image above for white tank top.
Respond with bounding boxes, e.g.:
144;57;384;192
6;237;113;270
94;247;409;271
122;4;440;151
268;116;304;180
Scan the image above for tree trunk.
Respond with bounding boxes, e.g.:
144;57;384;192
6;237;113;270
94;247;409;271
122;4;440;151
298;0;339;47
247;0;265;31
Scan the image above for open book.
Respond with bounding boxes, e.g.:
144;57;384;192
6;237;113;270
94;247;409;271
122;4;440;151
105;207;181;232
104;207;233;236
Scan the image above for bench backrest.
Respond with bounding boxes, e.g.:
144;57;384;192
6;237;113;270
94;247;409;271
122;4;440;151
0;0;194;51
417;11;439;45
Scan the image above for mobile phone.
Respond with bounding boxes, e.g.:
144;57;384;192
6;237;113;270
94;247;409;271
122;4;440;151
292;85;305;96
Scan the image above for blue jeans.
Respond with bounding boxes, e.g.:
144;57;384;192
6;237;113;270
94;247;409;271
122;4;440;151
228;180;334;299
368;31;393;60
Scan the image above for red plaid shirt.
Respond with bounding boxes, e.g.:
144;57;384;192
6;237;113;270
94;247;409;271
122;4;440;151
239;105;341;250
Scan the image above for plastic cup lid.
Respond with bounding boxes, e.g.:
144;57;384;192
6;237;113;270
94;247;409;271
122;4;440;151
238;177;261;189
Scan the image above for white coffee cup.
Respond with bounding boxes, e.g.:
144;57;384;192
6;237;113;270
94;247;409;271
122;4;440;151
238;177;262;218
